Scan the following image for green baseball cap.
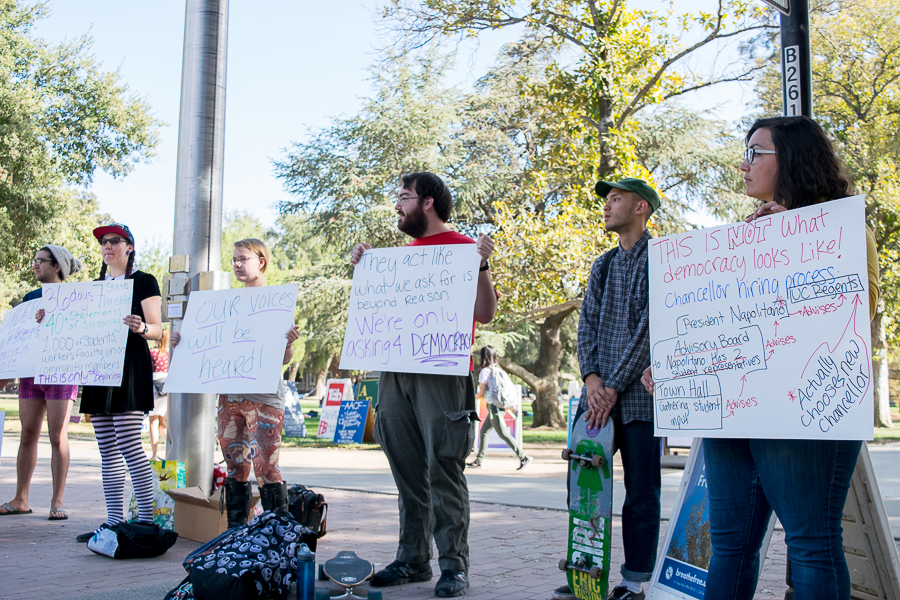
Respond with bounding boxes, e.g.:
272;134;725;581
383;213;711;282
594;178;661;214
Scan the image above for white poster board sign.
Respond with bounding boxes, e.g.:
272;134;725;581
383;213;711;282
165;284;299;395
0;298;41;378
649;195;872;440
339;245;481;375
36;281;133;386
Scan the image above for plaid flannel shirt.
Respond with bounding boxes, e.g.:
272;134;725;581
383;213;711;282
577;229;653;423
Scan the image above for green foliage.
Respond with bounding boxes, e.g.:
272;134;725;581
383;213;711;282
0;0;160;310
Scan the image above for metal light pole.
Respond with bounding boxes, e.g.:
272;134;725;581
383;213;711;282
761;0;813;118
167;0;230;492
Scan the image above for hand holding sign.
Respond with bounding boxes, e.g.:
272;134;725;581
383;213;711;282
340;244;481;375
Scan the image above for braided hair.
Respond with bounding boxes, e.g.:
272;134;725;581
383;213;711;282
97;247;136;279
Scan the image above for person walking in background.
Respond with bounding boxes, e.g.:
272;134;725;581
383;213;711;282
350;172;498;598
148;327;169;462
466;345;532;470
172;238;300;527
555;178;660;600
75;223;163;543
0;245;82;520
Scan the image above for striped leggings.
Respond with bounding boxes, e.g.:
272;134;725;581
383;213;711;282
92;412;154;525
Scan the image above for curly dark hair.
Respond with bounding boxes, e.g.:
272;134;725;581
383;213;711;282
401;172;453;222
746;116;852;209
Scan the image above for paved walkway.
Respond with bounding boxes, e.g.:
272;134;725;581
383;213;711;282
2;433;897;598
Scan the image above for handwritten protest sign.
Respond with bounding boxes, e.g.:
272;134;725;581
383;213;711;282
334;398;371;445
340;244;481;375
165;284;299;394
649;195;872;440
0;299;41;379
36;281;133;386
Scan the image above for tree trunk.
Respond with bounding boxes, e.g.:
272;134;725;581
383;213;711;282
288;361;300;382
872;300;893;428
500;307;575;428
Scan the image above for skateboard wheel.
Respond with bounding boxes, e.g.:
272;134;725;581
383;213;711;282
591;454;603;468
367;592;383;600
562;448;573;461
315;589;331;600
318;564;328;581
558;558;569;572
589;566;602;579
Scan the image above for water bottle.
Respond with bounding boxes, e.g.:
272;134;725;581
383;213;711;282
296;543;316;600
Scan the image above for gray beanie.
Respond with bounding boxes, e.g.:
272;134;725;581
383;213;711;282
41;245;83;280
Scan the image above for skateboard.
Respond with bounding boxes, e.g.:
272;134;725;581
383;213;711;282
317;550;382;600
559;412;614;600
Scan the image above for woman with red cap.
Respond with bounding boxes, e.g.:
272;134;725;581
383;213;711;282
75;223;163;543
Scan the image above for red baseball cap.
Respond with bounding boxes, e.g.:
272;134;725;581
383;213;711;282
93;222;135;245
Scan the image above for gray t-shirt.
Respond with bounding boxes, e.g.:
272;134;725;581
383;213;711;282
226;378;286;411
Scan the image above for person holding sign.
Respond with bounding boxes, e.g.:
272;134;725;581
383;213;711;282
172;238;300;527
350;172;497;598
74;223;163;543
557;178;660;600
643;116;881;600
466;345;531;470
0;245;82;520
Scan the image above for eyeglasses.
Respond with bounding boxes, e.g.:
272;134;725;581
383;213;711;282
99;237;127;247
32;258;53;267
230;256;260;267
744;147;776;164
396;195;420;205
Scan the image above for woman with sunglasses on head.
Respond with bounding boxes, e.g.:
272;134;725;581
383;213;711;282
643;116;880;600
75;223;163;543
173;238;300;527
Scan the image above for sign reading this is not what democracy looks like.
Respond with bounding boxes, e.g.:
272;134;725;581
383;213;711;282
649;195;873;440
340;244;481;375
165;284;299;395
36;281;133;386
0;298;42;379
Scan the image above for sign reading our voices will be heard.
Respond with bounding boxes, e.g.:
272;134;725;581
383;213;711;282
165;284;299;395
649;195;873;440
340;244;481;376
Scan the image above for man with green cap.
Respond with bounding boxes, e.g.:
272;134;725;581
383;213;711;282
554;178;660;600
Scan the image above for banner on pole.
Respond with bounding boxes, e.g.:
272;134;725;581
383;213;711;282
649;196;872;440
36;281;133;387
339;245;481;375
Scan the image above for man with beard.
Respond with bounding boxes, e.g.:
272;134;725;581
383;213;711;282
554;179;660;600
350;172;497;598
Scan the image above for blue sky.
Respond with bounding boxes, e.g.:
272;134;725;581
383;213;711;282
34;1;754;251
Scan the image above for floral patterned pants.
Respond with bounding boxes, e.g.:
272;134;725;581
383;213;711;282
217;396;285;485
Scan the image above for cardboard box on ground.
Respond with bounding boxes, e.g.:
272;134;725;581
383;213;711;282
166;486;261;542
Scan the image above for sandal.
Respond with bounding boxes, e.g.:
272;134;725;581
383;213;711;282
49;507;68;520
0;502;32;516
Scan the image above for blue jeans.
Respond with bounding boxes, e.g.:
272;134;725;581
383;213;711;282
570;406;661;582
703;438;861;600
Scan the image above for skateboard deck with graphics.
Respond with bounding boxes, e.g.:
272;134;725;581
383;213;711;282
559;413;614;600
319;550;381;600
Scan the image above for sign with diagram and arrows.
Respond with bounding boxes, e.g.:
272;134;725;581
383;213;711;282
648;195;873;440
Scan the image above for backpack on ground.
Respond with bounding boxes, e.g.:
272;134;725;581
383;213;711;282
183;511;315;600
487;365;520;410
86;520;178;559
287;484;327;547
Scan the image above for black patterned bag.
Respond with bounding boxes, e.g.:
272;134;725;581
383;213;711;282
185;511;314;600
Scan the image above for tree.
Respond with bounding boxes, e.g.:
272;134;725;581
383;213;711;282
754;0;900;427
0;0;160;310
384;0;771;425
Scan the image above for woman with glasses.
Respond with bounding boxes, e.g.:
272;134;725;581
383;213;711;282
75;223;163;543
643;116;880;599
173;238;300;527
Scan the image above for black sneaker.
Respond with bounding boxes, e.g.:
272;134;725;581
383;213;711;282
465;459;482;469
517;455;533;470
434;570;468;597
551;585;576;600
76;523;110;543
607;586;645;600
371;560;433;587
